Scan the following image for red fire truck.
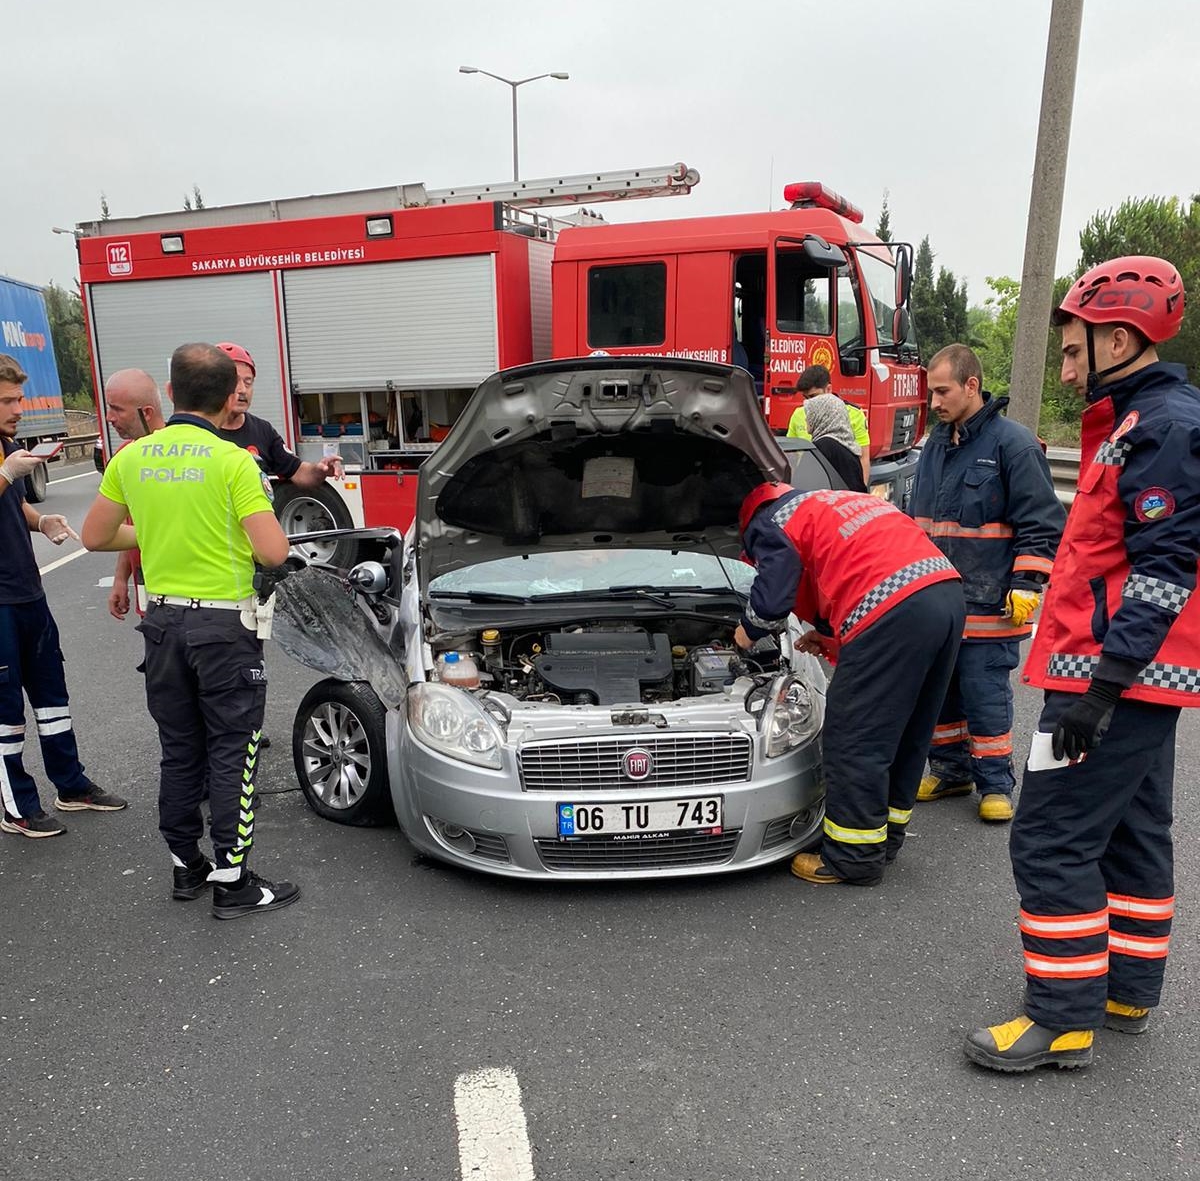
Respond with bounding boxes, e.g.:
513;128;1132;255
552;181;924;499
76;168;923;556
76;165;698;565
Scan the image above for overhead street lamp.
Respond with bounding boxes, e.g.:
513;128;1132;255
458;65;569;182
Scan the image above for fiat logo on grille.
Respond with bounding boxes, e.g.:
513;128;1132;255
622;748;653;780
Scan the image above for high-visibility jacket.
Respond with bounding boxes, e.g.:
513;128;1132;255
1023;363;1200;708
909;393;1064;641
740;487;959;650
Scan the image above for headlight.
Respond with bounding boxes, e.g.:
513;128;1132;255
760;674;823;758
407;682;505;769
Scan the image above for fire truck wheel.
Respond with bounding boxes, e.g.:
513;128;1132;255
293;678;395;827
274;483;360;568
25;460;48;504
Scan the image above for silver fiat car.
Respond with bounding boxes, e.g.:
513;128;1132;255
275;358;829;879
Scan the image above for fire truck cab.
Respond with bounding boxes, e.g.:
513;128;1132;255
552;182;925;503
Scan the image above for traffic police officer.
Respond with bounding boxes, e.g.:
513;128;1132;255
83;342;298;919
966;256;1200;1071
735;482;964;884
910;344;1064;822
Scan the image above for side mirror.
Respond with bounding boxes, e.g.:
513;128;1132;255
894;243;913;307
892;306;912;344
802;235;848;270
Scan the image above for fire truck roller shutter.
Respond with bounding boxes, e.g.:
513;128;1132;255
283;256;500;392
88;272;287;448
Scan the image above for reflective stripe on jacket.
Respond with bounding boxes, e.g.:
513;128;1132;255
909;393;1064;641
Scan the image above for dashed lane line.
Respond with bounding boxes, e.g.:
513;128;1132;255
454;1067;536;1181
38;547;91;575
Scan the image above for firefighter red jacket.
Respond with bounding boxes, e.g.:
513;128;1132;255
740;488;959;653
1024;363;1200;708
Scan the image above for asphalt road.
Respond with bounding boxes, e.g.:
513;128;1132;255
3;460;1199;1181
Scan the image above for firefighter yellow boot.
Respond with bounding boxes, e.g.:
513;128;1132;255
978;793;1015;823
964;1015;1093;1072
916;774;974;802
790;853;881;887
1104;1000;1152;1034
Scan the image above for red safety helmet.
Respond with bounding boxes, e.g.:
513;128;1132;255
216;341;256;375
1053;255;1184;344
738;481;795;536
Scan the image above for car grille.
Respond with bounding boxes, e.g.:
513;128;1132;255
761;814;798;851
535;830;741;872
469;832;511;863
519;733;752;792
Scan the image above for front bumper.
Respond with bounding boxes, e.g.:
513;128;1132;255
386;711;824;880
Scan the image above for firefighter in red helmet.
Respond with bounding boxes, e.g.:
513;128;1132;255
966;256;1200;1072
735;482;964;884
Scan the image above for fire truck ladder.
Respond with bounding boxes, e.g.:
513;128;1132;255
408;162;700;209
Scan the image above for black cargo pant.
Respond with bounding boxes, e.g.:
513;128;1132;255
137;603;267;870
1011;693;1179;1030
819;579;965;882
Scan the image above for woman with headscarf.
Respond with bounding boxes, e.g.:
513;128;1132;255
801;392;868;492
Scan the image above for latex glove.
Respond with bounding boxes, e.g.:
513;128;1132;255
37;514;80;546
1006;589;1041;627
0;450;44;485
1051;680;1122;761
108;579;130;621
316;454;345;480
797;631;840;663
734;623;753;651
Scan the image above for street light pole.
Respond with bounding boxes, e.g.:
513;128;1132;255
459;66;570;182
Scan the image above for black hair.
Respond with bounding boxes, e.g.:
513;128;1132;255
169;343;236;414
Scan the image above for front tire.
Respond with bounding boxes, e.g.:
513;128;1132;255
293;679;394;827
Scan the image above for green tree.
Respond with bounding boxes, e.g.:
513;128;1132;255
183;183;206;211
875;191;892;243
100;192;110;220
1076;194;1200;385
911;236;969;357
42;282;95;412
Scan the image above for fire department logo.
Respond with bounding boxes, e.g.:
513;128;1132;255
1134;487;1175;522
810;341;835;370
1111;410;1140;441
621;748;653;781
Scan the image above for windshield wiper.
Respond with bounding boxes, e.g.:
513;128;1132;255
429;590;530;603
530;584;745;608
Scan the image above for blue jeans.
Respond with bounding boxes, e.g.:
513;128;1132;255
927;639;1019;796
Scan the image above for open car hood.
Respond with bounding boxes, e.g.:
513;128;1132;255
417;358;790;585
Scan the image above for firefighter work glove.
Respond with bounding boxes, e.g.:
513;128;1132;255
1051;679;1123;762
0;450;44;486
1005;589;1041;628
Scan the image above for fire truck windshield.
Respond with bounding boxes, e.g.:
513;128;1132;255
855;250;900;348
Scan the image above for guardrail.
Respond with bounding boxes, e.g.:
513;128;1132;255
1047;446;1080;506
60;432;99;462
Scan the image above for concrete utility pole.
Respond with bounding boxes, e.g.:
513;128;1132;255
1008;0;1084;434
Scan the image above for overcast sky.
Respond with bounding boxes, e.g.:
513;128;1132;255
5;0;1198;305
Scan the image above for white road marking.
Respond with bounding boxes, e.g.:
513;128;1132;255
49;468;100;484
38;547;91;575
454;1067;535;1181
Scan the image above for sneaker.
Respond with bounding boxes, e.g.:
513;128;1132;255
259;735;272;750
54;785;128;812
172;855;216;902
1;810;67;838
964;1014;1093;1072
916;774;974;802
979;793;1015;823
1104;999;1152;1035
212;871;301;921
790;852;882;887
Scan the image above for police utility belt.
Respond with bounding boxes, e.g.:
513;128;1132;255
148;593;276;640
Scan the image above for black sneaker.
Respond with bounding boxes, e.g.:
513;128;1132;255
54;785;128;812
172;855;216;902
1;810;67;838
211;871;300;920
